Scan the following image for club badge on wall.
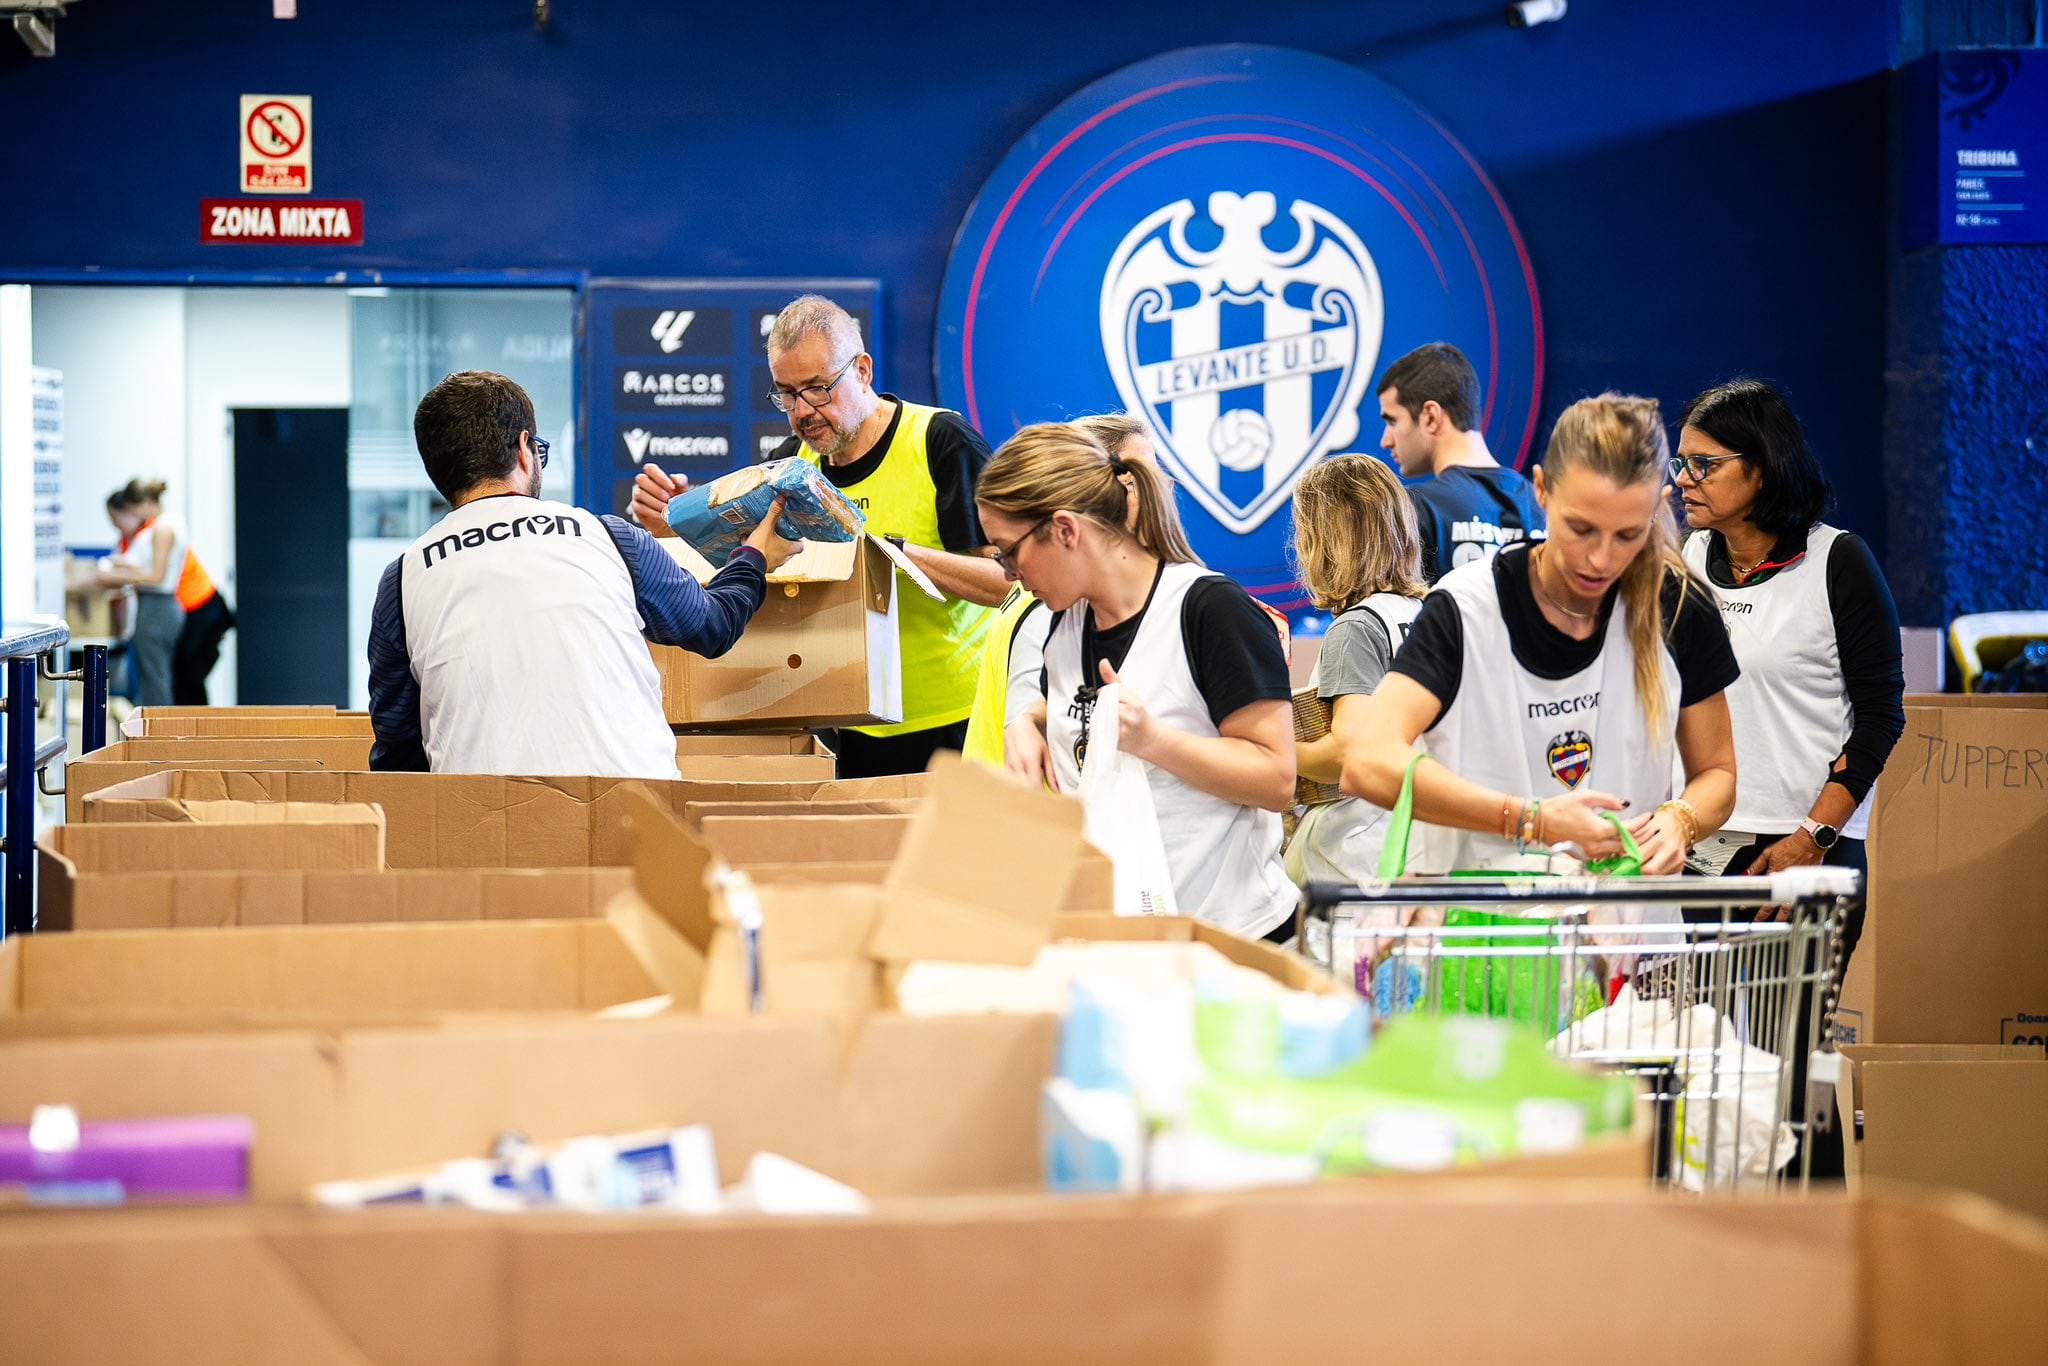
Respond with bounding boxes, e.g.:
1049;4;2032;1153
937;45;1543;611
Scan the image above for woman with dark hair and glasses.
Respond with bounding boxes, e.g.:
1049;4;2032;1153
1673;379;1905;890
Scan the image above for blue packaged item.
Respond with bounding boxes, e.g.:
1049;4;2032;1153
664;457;867;563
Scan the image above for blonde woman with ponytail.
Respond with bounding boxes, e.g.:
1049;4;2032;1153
979;422;1298;941
1340;393;1738;875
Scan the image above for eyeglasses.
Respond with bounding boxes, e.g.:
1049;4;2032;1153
766;355;859;413
530;435;550;470
1669;451;1742;482
992;515;1054;575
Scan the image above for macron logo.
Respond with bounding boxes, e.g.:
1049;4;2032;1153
651;310;695;354
623;427;653;461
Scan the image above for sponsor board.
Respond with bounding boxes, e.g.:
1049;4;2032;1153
615;424;735;469
579;281;882;517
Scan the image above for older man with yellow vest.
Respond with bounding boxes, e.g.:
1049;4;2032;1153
633;296;1006;777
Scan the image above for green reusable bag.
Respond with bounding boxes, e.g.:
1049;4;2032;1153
1373;755;1641;1032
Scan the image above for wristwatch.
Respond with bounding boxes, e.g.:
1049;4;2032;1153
1798;818;1840;850
883;534;907;552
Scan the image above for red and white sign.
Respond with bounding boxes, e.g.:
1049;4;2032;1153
201;198;363;245
240;93;312;193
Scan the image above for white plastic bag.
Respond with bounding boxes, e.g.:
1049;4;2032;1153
1076;683;1180;917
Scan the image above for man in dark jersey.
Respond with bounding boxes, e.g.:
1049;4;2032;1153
1376;342;1546;582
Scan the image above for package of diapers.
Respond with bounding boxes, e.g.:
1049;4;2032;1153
664;457;867;562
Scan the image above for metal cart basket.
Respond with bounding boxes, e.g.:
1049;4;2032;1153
1298;867;1858;1192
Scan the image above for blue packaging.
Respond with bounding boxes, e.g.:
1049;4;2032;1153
664;458;867;563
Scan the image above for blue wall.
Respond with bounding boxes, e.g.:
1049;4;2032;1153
1;1;1897;554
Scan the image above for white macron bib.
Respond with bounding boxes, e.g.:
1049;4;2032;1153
399;496;679;779
1415;556;1680;873
1045;561;1296;939
1684;525;1868;839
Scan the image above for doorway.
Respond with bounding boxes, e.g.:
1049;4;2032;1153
232;407;350;704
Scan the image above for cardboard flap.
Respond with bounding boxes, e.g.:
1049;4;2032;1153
702;883;886;1016
616;787;718;952
657;534;860;585
867;532;946;603
868;754;1085;966
602;901;707;1010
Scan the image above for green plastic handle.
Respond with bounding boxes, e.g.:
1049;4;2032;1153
1373;753;1643;878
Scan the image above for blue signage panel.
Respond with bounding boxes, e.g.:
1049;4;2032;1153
1907;51;2048;249
580;280;883;517
934;45;1542;612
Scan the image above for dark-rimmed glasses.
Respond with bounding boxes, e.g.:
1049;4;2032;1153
530;435;550;469
992;515;1054;574
1669;451;1742;482
766;356;859;413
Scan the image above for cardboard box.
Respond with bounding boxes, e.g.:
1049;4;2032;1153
651;534;945;728
698;812;911;865
63;738;374;821
77;769;926;869
683;797;920;825
0;920;657;1018
0;1009;1642;1203
87;728;830;780
671;730;836;758
36;807;386;921
1843;1044;2048;1221
32;865;629;932
604;756;1316;1013
746;857;1115;915
120;712;375;740
1839;693;2048;1046
0;1188;2041;1364
670;753;837;782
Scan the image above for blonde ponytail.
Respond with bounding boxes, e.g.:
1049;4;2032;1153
1541;393;1693;737
976;422;1199;564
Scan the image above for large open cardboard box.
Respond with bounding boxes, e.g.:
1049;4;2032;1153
1837;693;2048;1046
0;1005;1637;1203
650;534;944;728
1842;1044;2048;1221
68;736;835;818
64;739;373;820
0;1187;2041;1364
0;920;658;1018
77;769;926;868
37;804;391;930
35;863;628;932
119;709;374;740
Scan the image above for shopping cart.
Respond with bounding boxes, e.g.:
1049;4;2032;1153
1298;867;1857;1192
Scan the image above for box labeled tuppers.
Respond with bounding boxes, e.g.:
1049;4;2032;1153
665;458;866;562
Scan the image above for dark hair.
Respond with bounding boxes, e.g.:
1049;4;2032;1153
107;478;168;511
1376;342;1481;431
1677;378;1831;539
412;370;536;501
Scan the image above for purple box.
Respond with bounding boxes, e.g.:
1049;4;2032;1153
0;1115;253;1201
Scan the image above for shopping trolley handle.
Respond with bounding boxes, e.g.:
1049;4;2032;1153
1767;866;1862;903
